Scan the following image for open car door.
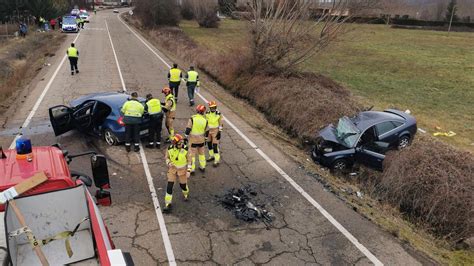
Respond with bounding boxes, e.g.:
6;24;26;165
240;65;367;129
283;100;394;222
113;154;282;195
49;105;75;136
355;142;388;171
49;101;97;136
72;101;96;132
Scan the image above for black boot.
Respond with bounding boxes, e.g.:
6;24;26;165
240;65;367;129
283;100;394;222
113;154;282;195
146;142;154;148
134;145;140;152
162;204;172;213
125;144;131;152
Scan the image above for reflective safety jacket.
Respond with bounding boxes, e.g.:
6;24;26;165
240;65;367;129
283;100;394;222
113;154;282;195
67;47;78;58
121;99;144;117
206;111;223;129
168;68;182;82
165;94;176;112
146;98;162;115
186;70;199;83
189;114;207;136
167;145;189;169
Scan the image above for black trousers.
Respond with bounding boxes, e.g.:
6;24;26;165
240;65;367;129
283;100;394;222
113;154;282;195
148;114;163;143
69;57;78;72
169;81;180;98
125;124;140;145
187;83;196;103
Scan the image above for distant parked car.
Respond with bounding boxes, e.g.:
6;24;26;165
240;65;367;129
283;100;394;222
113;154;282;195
311;109;417;171
113;9;119;13
71;9;80;16
79;11;90;22
61;16;79;33
49;92;150;146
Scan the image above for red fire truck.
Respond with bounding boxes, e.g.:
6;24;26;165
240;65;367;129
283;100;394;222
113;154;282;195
0;139;131;265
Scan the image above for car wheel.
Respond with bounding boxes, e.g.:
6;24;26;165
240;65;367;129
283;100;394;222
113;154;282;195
332;159;349;171
104;129;118;146
398;135;411;150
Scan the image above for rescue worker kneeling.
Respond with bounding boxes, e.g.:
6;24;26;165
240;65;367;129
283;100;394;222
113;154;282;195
205;101;223;166
164;134;191;213
185;105;208;174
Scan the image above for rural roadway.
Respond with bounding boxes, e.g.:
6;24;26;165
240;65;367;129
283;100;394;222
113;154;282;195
0;9;430;265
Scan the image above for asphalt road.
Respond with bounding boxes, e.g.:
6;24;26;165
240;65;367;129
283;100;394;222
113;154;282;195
0;10;431;265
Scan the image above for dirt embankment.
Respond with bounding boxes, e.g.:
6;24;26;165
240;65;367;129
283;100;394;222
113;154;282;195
0;32;66;113
124;15;474;249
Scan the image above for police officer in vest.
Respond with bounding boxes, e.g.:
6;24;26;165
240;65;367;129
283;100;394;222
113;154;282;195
168;63;182;102
205;101;224;166
163;134;192;213
145;93;163;149
185;105;208;174
185;66;199;106
67;43;79;75
120;92;145;152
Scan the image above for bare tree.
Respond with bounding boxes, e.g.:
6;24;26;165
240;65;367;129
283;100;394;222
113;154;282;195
188;0;220;28
248;0;377;73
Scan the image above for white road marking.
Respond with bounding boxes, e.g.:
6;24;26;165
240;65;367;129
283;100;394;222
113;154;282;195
105;20;126;92
105;17;177;266
118;12;384;266
9;33;81;149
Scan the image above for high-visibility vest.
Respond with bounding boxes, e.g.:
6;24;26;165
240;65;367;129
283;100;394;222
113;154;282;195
146;98;162;115
169;68;181;82
121;100;144;117
67;47;78;58
187;70;198;82
206;111;221;129
168;146;188;168
165;94;176;112
190;114;207;135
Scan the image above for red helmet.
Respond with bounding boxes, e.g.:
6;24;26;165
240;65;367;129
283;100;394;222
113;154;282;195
208;101;217;108
162;87;171;95
172;134;184;144
196;105;206;114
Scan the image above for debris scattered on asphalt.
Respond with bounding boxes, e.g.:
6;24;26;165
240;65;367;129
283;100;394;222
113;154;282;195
218;185;274;228
356;191;363;198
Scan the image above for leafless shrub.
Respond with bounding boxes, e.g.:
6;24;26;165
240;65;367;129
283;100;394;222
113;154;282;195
248;0;367;73
181;0;195;20
0;59;13;79
189;0;220;28
376;135;474;242
134;0;180;27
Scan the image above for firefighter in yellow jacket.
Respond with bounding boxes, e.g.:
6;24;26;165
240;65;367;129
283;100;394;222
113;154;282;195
185;105;208;174
163;134;191;213
162;87;176;143
205;101;224;166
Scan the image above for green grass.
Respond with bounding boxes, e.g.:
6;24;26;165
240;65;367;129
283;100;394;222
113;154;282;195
180;20;474;151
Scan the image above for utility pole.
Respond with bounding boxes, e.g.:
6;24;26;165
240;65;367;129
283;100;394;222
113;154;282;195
448;2;456;35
